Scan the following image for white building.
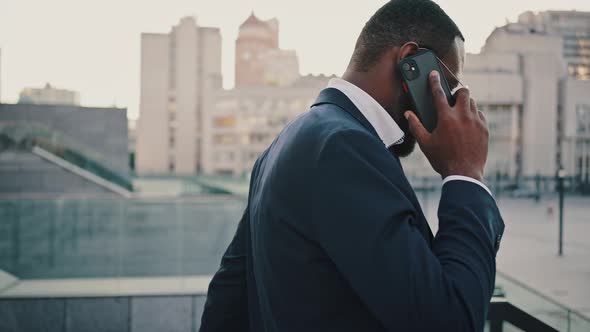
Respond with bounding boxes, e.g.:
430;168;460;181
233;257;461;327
18;83;80;106
136;17;222;175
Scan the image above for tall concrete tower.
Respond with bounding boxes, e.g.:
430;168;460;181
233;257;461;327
136;17;222;175
235;12;279;87
235;12;299;87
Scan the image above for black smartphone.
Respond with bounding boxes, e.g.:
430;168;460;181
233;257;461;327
398;49;454;132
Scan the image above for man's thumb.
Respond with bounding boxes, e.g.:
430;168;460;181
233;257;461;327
404;111;428;142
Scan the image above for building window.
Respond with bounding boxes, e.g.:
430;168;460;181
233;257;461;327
482;104;512;137
576;104;590;134
568;64;590;80
574;105;590;184
246;116;267;126
249;133;267;143
214;116;236;128
213;134;235;145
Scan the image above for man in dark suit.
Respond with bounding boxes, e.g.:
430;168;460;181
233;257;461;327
200;0;504;331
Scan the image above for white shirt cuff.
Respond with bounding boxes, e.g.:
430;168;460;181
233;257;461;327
442;175;493;197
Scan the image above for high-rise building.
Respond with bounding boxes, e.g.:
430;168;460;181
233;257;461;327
136;17;222;175
235;13;299;87
494;11;590;80
18;83;80;106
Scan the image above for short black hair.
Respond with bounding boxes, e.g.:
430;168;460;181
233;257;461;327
351;0;464;71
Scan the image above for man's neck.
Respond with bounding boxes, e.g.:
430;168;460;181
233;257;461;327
342;70;398;122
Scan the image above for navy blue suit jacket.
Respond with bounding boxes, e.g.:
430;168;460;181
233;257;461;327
200;88;505;332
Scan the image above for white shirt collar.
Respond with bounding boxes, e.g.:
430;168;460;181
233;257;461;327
327;78;404;147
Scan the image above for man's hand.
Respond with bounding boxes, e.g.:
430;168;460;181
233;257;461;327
405;71;488;182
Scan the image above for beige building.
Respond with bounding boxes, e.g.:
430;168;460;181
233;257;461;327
235;13;299;87
18;83;80;106
202;75;332;176
136;17;222;175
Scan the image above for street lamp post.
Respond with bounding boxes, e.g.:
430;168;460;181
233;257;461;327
557;168;566;257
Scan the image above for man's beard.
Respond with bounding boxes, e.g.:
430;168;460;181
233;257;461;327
389;118;416;157
388;99;417;158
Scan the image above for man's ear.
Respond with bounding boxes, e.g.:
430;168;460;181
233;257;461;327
397;42;420;62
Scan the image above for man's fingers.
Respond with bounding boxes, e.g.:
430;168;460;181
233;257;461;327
469;97;478;114
478;110;487;124
404;111;429;143
454;88;471;115
429;71;450;116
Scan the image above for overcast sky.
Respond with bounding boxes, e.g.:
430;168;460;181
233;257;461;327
1;0;589;119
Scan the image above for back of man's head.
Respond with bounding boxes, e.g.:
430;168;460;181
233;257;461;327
351;0;464;72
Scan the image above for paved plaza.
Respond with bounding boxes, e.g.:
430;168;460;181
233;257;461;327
495;197;590;316
418;193;590;318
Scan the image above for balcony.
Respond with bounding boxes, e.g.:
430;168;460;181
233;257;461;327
0;272;587;331
0;182;589;331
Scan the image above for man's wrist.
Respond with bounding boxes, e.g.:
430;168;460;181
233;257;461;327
442;175;493;197
443;170;484;183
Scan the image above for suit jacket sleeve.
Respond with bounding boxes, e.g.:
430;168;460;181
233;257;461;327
199;207;249;332
311;129;505;332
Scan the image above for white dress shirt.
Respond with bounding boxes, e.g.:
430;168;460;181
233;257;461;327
327;78;492;196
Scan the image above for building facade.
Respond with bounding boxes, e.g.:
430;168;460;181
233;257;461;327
136;17;222;175
235;13;299;87
0;103;130;196
202;75;332;176
560;79;590;190
0;103;129;174
402;11;590;190
516;11;590;80
18;83;80;106
137;11;590;190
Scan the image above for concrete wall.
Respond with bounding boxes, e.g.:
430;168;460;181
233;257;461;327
0;150;112;195
561;79;590;138
0;294;207;332
520;53;565;176
560;79;590;178
0;104;128;175
174;18;199;175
